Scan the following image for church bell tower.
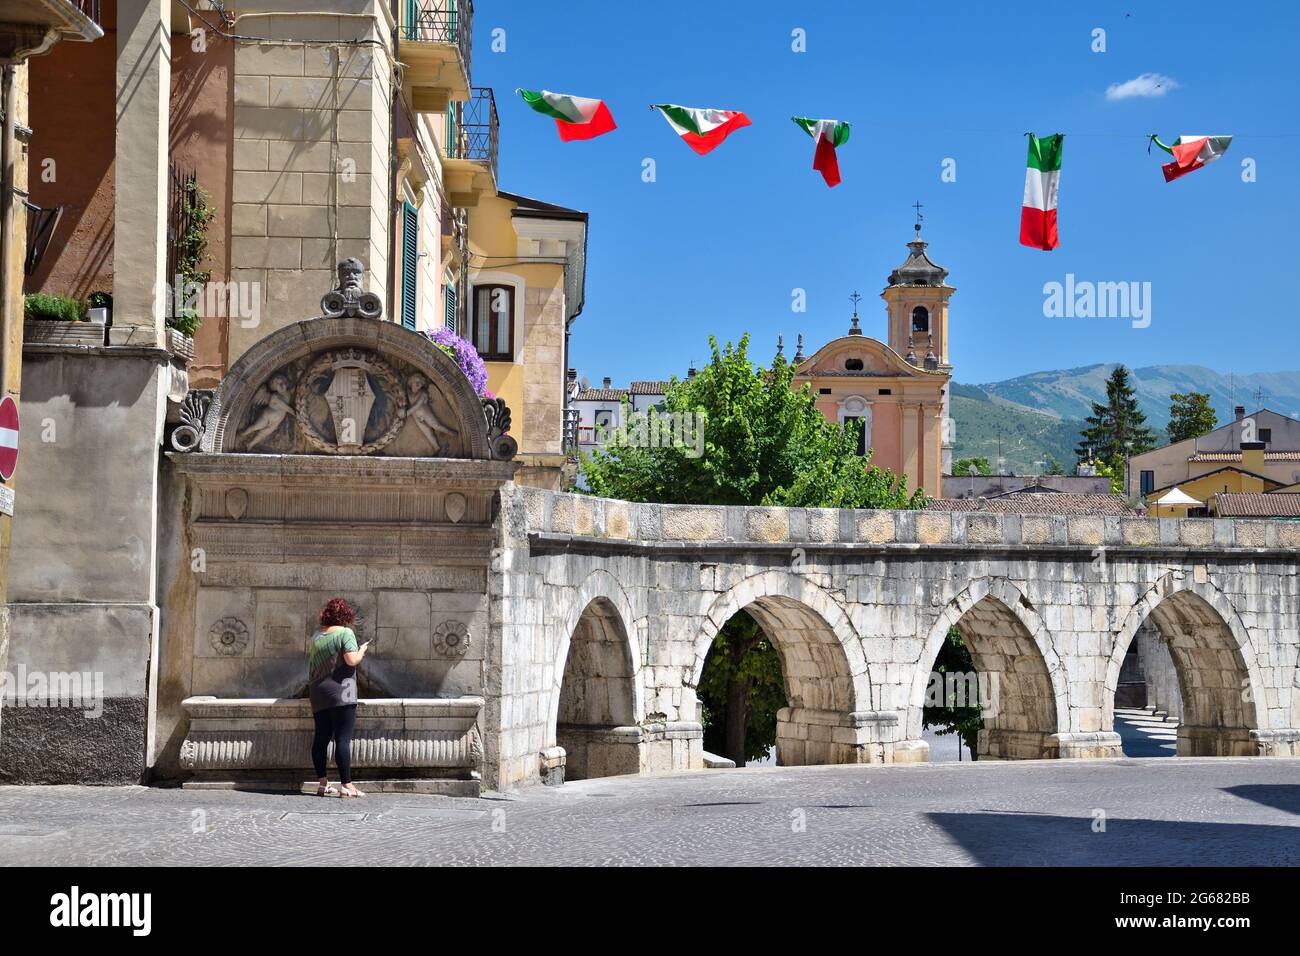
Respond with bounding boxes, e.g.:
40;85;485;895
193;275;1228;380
881;209;955;473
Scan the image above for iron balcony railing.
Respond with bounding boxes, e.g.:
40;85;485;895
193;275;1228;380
451;86;498;184
63;0;102;27
402;0;473;78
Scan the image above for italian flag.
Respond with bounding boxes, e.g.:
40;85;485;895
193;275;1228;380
1150;134;1232;182
652;104;752;155
517;89;617;141
792;117;851;187
1020;133;1063;251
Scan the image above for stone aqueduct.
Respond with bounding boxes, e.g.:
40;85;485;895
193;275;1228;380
490;488;1300;788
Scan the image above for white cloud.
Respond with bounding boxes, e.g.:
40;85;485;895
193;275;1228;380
1105;72;1180;101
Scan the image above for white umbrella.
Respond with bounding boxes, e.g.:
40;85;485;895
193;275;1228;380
1151;486;1202;516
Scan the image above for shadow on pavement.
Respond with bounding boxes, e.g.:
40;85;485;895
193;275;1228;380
927;812;1300;865
1221;785;1300;816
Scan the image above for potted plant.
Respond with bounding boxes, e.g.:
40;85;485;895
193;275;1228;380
23;292;103;345
87;290;112;325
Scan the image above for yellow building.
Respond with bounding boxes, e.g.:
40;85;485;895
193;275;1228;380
1147;442;1284;516
792;224;952;496
464;190;587;488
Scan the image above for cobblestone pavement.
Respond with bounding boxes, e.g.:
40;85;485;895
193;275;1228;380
2;757;1298;866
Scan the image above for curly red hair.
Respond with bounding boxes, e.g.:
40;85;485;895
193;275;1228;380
319;597;356;628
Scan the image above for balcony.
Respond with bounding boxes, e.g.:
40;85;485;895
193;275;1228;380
0;0;103;57
443;87;498;208
399;0;472;114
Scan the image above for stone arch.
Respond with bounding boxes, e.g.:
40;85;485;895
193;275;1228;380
549;571;644;780
689;570;871;765
909;577;1068;759
1107;574;1264;756
200;316;491;459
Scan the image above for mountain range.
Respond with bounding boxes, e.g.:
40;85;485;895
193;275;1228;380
949;364;1300;474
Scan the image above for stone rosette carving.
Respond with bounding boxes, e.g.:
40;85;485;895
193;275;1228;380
295;348;408;455
209;617;250;657
433;620;471;658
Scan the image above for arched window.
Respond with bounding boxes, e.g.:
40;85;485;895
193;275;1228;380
911;306;930;333
845;357;864;372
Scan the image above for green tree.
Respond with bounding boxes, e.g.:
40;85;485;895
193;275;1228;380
1044;456;1066;476
922;627;983;759
698;613;785;763
1092;457;1125;495
580;334;927;508
952;456;993;476
1074;365;1156;468
1167;391;1217;444
580;334;926;764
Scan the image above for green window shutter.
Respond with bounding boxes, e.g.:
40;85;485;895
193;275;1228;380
444;278;457;332
401;201;419;330
445;105;458;158
404;0;418;38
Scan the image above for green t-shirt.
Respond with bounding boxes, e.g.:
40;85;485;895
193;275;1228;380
307;626;359;712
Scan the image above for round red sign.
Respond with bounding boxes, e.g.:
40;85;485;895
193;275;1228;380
0;395;18;481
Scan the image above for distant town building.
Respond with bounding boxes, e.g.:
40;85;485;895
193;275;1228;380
1126;407;1300;514
571;376;669;451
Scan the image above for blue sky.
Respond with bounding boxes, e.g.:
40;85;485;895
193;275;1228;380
475;1;1300;387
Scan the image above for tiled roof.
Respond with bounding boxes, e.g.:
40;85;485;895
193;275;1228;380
573;388;628;402
1188;451;1300;462
1213;492;1300;518
629;380;669;395
927;493;1138;516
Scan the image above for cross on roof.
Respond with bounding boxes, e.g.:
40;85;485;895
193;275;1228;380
912;200;924;224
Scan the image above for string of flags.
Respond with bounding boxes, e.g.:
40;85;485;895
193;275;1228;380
515;89;1234;251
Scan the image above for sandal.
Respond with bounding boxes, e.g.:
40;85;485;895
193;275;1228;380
316;782;340;797
339;784;367;799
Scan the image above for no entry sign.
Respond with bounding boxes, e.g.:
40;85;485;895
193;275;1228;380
0;395;18;481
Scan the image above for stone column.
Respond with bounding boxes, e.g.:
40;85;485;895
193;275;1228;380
111;0;171;347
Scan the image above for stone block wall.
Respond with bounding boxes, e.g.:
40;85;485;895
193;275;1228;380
229;7;394;364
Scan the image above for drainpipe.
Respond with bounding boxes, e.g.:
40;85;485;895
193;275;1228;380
0;64;15;394
385;0;400;322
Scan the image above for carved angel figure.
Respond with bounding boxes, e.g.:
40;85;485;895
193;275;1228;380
406;373;457;453
239;373;297;449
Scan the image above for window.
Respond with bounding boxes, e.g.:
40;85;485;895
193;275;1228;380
472;284;515;360
1259;428;1272;444
818;387;832;395
911;306;930;333
878;388;892;395
845;358;864;371
843;416;868;455
400;201;418;331
1140;470;1155;496
594;410;614;429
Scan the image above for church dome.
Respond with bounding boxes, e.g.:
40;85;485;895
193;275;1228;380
887;224;949;288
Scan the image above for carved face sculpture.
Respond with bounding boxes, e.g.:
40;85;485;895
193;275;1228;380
337;257;365;294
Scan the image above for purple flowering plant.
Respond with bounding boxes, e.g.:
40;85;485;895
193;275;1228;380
425;327;490;398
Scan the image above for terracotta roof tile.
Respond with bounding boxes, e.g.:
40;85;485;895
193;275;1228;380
927;493;1138;516
573;388;628;402
1213;492;1300;518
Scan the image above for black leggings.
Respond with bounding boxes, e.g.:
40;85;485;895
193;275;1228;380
311;704;357;785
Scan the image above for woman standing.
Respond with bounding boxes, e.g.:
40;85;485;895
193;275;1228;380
308;598;369;798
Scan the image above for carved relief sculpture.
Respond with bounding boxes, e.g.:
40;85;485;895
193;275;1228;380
407;373;458;454
238;374;297;449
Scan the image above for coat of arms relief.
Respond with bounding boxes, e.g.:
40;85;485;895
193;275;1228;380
234;348;463;456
